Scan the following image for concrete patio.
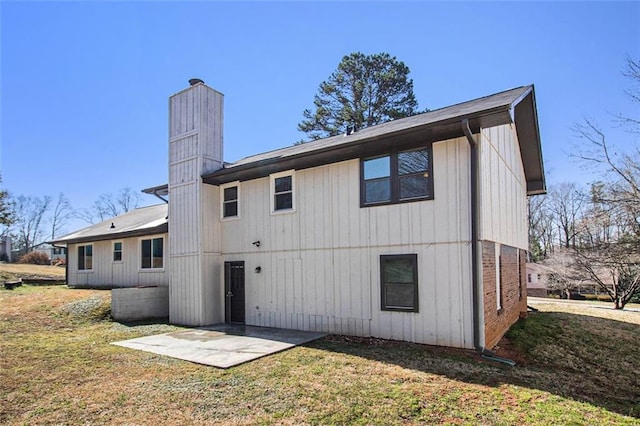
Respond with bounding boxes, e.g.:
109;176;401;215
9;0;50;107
112;324;327;368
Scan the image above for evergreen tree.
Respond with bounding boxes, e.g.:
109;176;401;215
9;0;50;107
298;52;420;141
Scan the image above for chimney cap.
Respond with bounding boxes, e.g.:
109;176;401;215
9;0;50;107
189;78;205;86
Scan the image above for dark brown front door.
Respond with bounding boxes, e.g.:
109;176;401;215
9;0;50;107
224;261;245;324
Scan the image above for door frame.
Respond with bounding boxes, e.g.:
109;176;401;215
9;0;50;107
224;261;245;324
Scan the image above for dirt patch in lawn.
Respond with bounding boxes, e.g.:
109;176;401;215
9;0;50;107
0;263;66;282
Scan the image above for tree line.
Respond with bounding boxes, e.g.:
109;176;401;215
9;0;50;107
529;57;640;308
2;51;638;308
0;185;142;259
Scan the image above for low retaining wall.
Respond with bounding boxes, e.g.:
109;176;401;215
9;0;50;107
111;286;169;322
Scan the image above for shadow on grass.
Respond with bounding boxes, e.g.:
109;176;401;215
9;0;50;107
306;311;640;419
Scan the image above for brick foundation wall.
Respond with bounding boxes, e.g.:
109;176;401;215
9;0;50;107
482;242;528;349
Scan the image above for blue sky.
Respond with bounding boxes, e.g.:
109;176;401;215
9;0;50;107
1;1;639;233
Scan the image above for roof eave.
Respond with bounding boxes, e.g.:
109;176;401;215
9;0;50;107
49;223;169;246
203;106;514;185
512;87;546;196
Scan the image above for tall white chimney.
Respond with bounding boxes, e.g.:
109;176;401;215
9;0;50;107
168;79;224;326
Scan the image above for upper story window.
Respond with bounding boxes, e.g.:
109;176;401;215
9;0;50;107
141;237;163;270
270;171;295;213
78;244;93;271
361;146;432;206
222;183;239;218
113;242;123;262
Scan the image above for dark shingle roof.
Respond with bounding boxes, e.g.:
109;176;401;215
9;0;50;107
202;85;545;194
50;204;168;245
146;85;545;195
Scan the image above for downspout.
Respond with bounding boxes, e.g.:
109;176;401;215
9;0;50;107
462;119;516;367
461;119;482;353
152;190;169;204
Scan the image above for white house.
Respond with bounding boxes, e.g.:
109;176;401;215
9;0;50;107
52;80;545;351
525;262;550;297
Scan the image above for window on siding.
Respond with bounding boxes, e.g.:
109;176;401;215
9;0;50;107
363;156;391;203
497;255;503;312
518;252;523;301
78;244;93;271
271;172;294;212
380;254;418;312
223;186;239;218
113;242;122;262
361;146;432;206
141;237;163;269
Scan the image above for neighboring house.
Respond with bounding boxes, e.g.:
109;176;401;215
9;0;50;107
0;236;11;262
50;246;66;263
525;262;550;297
52;80;545;351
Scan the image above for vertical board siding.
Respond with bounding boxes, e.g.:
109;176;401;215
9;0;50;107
220;136;475;348
66;235;169;288
169;84;224;326
479;124;528;249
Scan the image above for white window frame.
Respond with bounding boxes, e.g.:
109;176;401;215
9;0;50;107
496;243;502;312
139;235;165;271
220;181;240;220
113;241;123;263
77;244;93;272
270;170;296;214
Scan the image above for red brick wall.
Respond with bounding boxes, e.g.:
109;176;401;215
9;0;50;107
482;241;528;349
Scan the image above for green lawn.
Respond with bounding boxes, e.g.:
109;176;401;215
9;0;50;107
1;286;638;425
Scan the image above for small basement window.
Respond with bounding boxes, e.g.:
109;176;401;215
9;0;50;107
78;244;93;271
141;237;163;269
380;254;418;312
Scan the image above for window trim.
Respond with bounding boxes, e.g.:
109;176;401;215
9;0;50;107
139;235;165;271
220;181;240;220
77;244;93;272
270;170;296;214
361;145;433;207
380;254;419;313
518;251;523;301
496;245;503;313
113;241;123;263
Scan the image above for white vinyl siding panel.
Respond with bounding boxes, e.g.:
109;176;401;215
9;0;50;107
478;124;528;249
218;136;474;348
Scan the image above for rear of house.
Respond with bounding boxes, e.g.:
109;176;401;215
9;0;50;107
52;80;544;351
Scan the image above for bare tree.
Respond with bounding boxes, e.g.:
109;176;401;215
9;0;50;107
11;195;52;253
574;239;640;309
548;182;584;249
542;248;585;299
569;56;640;308
49;193;72;240
77;187;141;224
618;55;640;131
528;194;555;261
